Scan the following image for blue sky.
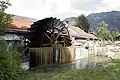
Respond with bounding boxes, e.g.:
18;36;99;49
5;0;120;20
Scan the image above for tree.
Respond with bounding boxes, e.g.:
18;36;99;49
0;0;13;35
0;1;25;80
111;27;119;41
96;21;112;40
74;14;90;32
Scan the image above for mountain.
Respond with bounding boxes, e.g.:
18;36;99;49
63;11;120;31
63;17;77;26
87;11;120;31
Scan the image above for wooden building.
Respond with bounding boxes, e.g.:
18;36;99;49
0;15;99;68
68;26;98;59
0;15;37;51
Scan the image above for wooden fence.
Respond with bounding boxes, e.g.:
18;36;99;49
29;46;75;68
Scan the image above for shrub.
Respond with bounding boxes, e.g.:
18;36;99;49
0;50;26;80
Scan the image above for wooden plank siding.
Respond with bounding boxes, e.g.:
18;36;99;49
29;47;75;68
60;47;75;63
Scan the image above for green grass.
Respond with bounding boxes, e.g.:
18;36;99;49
25;60;120;80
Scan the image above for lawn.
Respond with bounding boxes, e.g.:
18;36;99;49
25;59;120;80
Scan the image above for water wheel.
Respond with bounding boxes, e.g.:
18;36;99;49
24;17;72;48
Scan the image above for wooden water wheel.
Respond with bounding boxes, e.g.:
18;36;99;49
24;17;72;48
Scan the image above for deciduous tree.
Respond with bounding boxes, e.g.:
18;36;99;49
111;27;119;41
96;21;112;40
0;1;25;80
0;0;13;35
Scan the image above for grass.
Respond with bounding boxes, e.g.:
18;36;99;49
25;59;120;80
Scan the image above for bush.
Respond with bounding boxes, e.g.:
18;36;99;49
0;50;26;80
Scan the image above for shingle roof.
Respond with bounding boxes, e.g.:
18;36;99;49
68;26;98;39
8;15;37;30
7;16;98;39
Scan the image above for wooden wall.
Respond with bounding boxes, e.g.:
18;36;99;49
29;46;75;68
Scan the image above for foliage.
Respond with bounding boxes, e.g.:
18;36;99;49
0;1;26;80
96;21;112;40
0;0;11;11
74;14;90;32
111;27;119;41
0;0;13;35
0;50;26;80
0;40;6;49
96;21;120;41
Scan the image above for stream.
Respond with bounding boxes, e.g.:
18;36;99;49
21;56;110;71
35;56;110;72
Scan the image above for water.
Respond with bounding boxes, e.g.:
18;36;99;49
58;56;109;70
21;62;29;70
37;56;110;72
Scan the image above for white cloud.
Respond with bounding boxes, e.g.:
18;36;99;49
5;0;120;20
100;0;120;11
71;0;104;11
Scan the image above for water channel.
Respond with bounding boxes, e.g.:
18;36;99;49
37;56;110;72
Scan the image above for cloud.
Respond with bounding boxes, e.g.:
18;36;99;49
100;0;120;11
6;0;72;20
5;0;120;20
71;0;105;11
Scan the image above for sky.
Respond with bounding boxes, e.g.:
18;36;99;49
4;0;120;20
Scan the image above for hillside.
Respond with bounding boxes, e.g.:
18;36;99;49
87;11;120;31
63;11;120;31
